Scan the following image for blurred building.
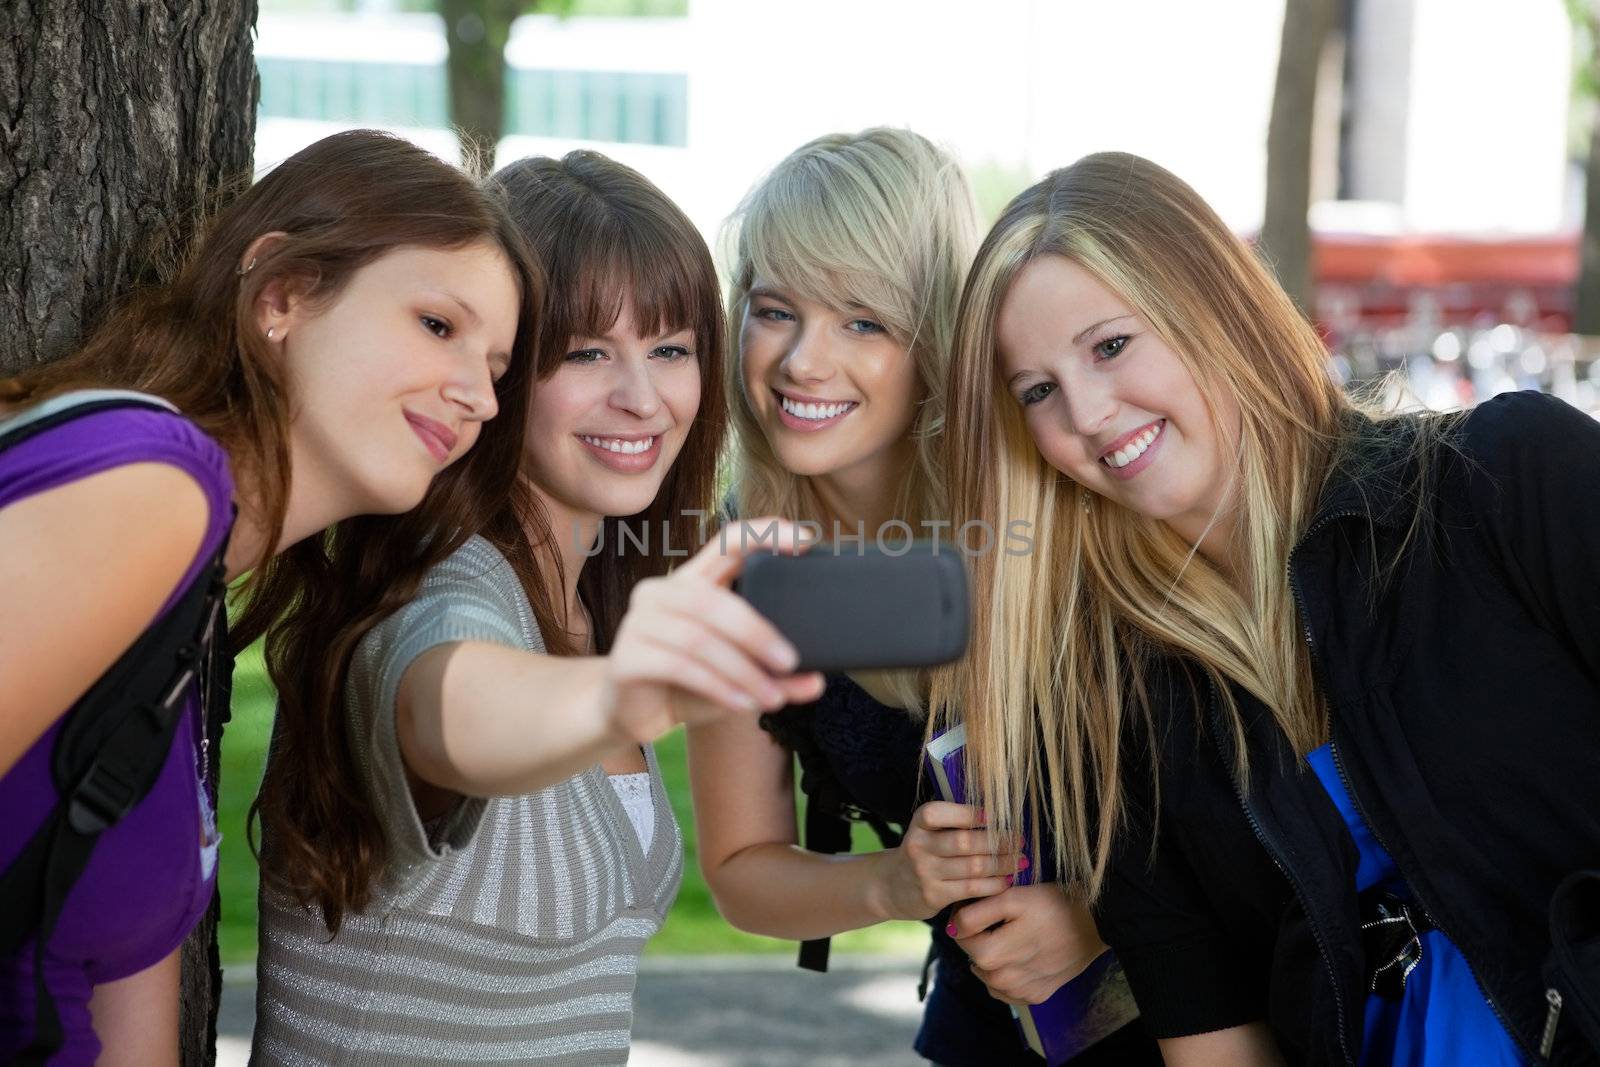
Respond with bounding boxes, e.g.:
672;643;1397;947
254;0;1594;412
255;0;1574;237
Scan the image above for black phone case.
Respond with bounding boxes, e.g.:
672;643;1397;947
735;544;969;672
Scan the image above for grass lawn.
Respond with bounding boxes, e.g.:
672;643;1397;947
217;642;928;963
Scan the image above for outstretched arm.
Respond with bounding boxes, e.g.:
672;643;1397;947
395;520;825;799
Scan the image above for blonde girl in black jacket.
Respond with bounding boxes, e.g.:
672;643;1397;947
935;151;1600;1066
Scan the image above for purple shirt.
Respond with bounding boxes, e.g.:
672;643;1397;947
0;404;234;1065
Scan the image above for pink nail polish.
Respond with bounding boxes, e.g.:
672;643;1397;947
945;922;957;938
1018;855;1031;871
1005;875;1015;886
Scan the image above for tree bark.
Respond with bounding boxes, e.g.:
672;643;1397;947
1;5;257;1066
0;0;258;374
440;0;524;171
1261;0;1337;315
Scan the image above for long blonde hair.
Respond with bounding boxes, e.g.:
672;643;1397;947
723;127;977;537
933;152;1354;897
723;128;978;709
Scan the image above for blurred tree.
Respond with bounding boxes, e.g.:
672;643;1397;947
440;0;573;170
441;0;528;170
0;4;257;1062
1260;0;1337;315
437;0;683;169
1568;0;1600;333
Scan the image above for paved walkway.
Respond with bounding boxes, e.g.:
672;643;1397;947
217;955;928;1066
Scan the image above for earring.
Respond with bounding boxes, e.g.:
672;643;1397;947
236;257;257;277
1081;489;1094;514
266;327;276;341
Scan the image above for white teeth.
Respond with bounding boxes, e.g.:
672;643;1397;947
780;395;854;421
581;435;653;455
1103;424;1161;469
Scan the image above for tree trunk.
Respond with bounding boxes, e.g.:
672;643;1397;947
440;0;523;171
1577;18;1600;334
0;1;258;374
0;6;257;1066
1261;0;1337;315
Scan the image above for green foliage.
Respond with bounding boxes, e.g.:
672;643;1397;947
566;0;688;15
216;644;272;963
1566;0;1600;158
217;642;926;962
1567;0;1600;99
968;159;1035;228
261;0;681;16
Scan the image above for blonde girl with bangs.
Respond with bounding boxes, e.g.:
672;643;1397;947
690;129;1158;1066
939;152;1600;1066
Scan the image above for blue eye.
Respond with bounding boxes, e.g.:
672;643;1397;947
1094;335;1129;360
565;348;603;364
1019;382;1056;406
421;315;452;339
846;319;886;336
755;305;795;323
653;344;692;361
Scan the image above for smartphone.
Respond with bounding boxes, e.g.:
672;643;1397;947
735;543;970;672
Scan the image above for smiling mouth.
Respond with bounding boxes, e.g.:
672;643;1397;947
1100;420;1164;470
579;434;657;456
404;411;458;463
773;390;858;427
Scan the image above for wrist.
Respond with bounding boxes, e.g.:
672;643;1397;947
862;849;901;924
589;658;638;750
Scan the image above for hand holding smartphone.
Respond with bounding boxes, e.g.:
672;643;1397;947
734;542;969;672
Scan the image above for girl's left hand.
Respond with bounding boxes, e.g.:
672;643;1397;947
948;883;1107;1006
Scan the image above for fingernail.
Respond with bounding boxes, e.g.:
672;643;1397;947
1018;855;1030;871
770;643;798;672
1005;875;1015;886
945;923;957;937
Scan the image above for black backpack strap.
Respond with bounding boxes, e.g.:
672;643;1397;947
761;691;910;974
796;791;855;973
1;551;227;1064
0;392;179;452
0;392;230;1061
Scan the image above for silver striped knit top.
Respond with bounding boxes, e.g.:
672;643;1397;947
250;536;683;1066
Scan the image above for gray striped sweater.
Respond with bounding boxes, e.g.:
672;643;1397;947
250;537;683;1065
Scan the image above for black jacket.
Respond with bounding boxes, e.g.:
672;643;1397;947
1091;391;1600;1065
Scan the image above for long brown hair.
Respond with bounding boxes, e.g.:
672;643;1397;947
0;128;542;649
218;133;549;935
494;150;727;653
262;149;724;933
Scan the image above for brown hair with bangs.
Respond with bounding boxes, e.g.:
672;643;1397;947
260;149;723;934
491;150;727;654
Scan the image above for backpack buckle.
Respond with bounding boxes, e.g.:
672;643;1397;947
65;758;140;834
